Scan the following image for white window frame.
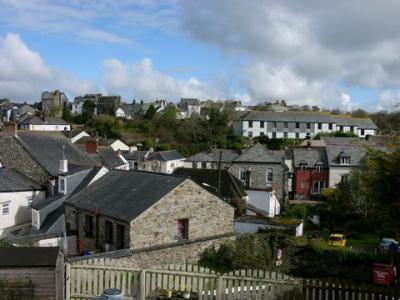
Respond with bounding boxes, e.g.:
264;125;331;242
1;202;10;216
316;165;323;172
59;177;66;194
266;169;273;183
32;209;40;228
339;157;350;165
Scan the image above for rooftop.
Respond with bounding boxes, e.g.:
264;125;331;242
0;247;60;267
66;170;187;222
0;168;43;192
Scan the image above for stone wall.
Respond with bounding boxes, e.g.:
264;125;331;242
65;205;131;252
0;133;49;186
130;179;235;249
72;234;235;269
229;162;287;200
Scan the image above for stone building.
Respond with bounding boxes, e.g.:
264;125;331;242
41;90;68;114
65;170;235;254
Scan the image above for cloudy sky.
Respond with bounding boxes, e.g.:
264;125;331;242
0;0;399;111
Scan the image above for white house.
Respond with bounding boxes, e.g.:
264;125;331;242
0;168;45;238
124;150;185;174
179;98;201;118
245;190;280;217
233;111;377;139
18;116;71;131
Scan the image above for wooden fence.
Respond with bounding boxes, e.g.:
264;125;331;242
66;261;400;300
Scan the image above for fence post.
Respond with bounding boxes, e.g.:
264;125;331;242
140;269;146;300
65;263;71;300
216;275;224;300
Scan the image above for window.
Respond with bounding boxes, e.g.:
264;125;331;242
27;196;33;208
177;218;189;239
300;181;305;189
272;132;276;139
300;162;307;171
248;131;253;138
283;132;288;139
361;129;365;135
105;221;113;243
295;122;300;129
201;162;207;169
192;162;197;169
339;157;350;165
248;121;253;128
239;170;247;182
59;177;66;192
313;181;325;194
116;224;125;250
306;123;311;129
260;132;265;136
295;132;300;139
284;122;288;128
1;202;10;216
350;126;354;132
329;123;333;130
84;215;94;237
32;210;39;228
318;123;322;130
273;121;277;128
339;126;343;132
316;165;323;172
266;169;273;183
260;121;264;128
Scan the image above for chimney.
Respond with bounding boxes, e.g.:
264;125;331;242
85;138;98;154
59;145;68;174
2;121;17;137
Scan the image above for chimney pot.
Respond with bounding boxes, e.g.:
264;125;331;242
2;121;17;137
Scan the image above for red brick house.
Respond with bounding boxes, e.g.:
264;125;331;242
293;147;329;200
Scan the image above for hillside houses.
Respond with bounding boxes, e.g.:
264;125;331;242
233;111;377;139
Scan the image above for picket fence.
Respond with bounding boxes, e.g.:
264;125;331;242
66;260;400;300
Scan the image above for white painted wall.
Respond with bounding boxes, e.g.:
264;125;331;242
110;140;130;152
329;166;353;187
0;190;45;238
29;124;71;131
70;131;90;144
162;159;185;174
246;190;279;217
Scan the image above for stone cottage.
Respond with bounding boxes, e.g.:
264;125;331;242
65;170;235;254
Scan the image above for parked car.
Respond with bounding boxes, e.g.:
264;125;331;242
327;233;347;247
379;238;399;252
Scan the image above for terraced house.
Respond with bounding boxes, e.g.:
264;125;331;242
233;111;377;139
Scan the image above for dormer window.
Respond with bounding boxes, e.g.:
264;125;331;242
315;162;323;172
59;177;66;194
299;161;308;171
339;157;350;165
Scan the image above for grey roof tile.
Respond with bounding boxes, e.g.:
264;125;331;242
66;170;187;222
234;143;284;163
0;168;43;192
293;148;328;167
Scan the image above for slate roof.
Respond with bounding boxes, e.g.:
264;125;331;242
185;149;240;163
0;168;43;192
325;144;367;167
0;247;60;267
21;116;68;125
238;111;377;129
66;170;187;222
173;168;246;199
293;148;328;168
93;147;126;168
123;150;184;162
16;131;98;176
234;143;284;163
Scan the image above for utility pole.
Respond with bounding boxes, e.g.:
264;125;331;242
217;150;222;198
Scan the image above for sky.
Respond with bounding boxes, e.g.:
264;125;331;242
0;0;400;111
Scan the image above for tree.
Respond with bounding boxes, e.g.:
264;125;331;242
145;104;157;120
49;105;62;117
82;100;96;123
351;109;369;118
62;105;72;122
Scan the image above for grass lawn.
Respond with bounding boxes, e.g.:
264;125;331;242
292;232;380;254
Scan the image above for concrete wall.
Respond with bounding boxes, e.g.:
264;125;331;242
130;179;235;249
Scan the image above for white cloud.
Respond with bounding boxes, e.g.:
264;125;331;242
101;57;221;100
180;0;400;108
376;90;400;111
0;33;93;101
